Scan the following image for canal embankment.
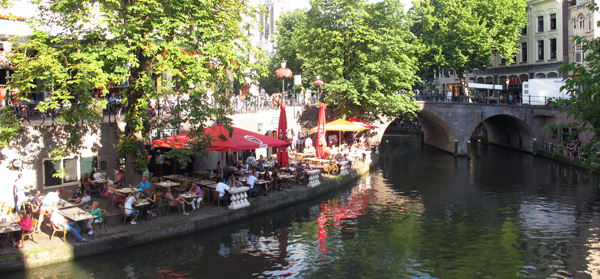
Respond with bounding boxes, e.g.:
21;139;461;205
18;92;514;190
0;156;376;273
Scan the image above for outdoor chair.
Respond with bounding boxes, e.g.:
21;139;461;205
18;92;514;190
50;220;67;242
119;205;138;224
64;190;73;200
166;199;181;215
212;190;227;207
92;209;107;233
21;219;38;245
149;198;162;219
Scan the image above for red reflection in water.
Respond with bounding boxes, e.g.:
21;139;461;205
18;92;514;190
157;267;190;278
316;187;372;259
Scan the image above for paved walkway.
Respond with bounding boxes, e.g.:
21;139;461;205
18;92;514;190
0;160;372;272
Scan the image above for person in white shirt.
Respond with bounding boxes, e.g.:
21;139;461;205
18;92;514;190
246;171;259;197
37;188;62;232
124;193;140;224
215;179;231;206
13;174;27;214
76;190;92;209
50;209;87;242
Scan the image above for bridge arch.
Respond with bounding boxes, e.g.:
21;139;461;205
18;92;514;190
483;114;534;150
417;110;456;152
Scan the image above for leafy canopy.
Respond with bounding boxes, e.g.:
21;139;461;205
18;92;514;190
410;0;527;79
3;0;261;171
296;0;421;119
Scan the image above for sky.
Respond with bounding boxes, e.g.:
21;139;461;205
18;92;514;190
289;0;413;11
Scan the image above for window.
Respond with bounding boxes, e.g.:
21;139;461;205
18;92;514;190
575;43;584;62
42;156;96;189
588;15;592;31
522;42;528;62
550;38;557;59
538;16;544;32
550;14;556;30
578;14;585;29
520;27;527;35
538;40;544;61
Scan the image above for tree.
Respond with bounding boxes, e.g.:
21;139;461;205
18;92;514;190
297;0;421;119
258;9;307;95
2;0;260;183
410;0;527;81
554;3;600;170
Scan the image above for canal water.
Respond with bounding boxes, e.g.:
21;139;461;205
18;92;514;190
8;134;600;278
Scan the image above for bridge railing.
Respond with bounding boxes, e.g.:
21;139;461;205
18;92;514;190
413;93;562;106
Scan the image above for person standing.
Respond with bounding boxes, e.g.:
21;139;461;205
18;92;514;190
37;188;62;232
155;150;164;182
13;174;27;214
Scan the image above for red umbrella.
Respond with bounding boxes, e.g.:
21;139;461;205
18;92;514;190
316;103;327;159
277;104;289;167
152;124;290;152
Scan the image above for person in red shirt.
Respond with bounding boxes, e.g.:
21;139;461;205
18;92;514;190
14;211;33;248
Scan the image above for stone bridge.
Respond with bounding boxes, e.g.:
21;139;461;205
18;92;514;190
231;102;576;157
368;102;577;156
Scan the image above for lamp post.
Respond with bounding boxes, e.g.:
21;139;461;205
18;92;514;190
275;59;292;106
280;59;286;105
505;78;510;104
313;75;324;103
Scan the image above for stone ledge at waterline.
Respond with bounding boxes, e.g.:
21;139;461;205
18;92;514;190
0;156;376;273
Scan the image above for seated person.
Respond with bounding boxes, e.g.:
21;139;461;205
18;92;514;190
106;184;127;203
215;179;231;205
164;187;191;215
68;188;84;203
124;193;140;224
295;163;307;184
92;168;104;181
31;190;42;209
13;211;33;248
304;145;316;155
113;169;124;187
263;171;273;191
234;165;244;176
137;175;151;195
50;207;87;242
246;171;260;196
188;182;204;212
256;159;264;170
85;201;103;236
76;190;92;209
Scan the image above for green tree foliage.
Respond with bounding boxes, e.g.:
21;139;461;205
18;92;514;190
2;1;260;177
258;9;307;95
297;0;421;119
554;3;600;169
411;0;527;80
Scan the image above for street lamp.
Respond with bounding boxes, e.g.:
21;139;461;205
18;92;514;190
313;75;324;103
505;78;510;104
275;59;292;106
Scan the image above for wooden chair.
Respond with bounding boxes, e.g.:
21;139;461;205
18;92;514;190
166;199;181;215
64;190;73;200
151;177;159;183
201;188;210;205
174;179;189;194
106;192;121;209
212;190;227;207
83;182;101;197
119;205;138;224
92;209;107;232
22;219;38;244
50;221;67;242
149;198;162;219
